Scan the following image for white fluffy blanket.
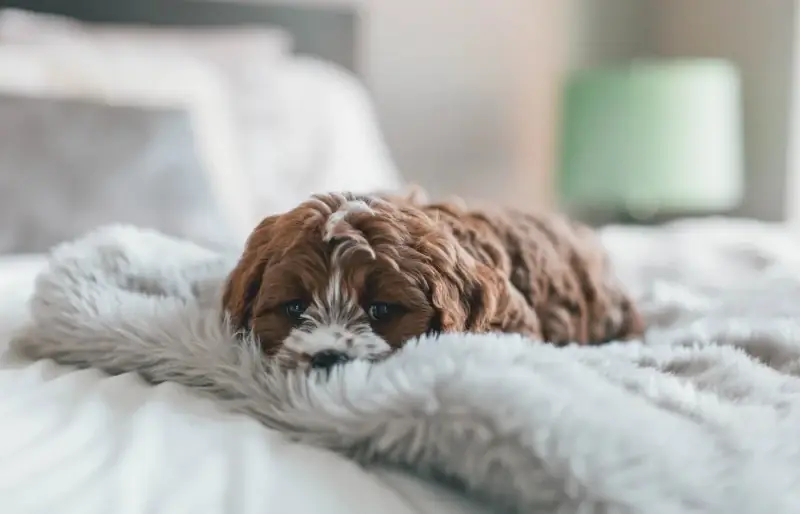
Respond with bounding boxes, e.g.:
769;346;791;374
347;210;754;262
10;222;800;513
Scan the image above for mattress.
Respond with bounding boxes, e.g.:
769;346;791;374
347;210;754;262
0;254;489;514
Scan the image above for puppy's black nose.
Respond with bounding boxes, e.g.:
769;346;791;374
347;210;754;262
310;350;351;370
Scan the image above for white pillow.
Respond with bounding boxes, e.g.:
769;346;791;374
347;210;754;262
0;44;253;252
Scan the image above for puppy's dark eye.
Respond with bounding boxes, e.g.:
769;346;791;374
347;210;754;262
368;302;397;322
284;300;308;321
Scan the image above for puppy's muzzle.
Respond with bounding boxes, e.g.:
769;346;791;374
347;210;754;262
309;349;352;370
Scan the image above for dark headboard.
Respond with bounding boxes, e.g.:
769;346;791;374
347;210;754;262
0;0;362;74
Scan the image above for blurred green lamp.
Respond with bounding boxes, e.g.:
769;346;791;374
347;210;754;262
558;59;743;219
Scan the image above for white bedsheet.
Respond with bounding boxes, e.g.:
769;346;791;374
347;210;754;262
0;255;43;344
0;255;489;514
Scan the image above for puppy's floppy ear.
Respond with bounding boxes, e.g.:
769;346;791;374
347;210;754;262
422;245;540;338
461;263;542;339
457;263;500;331
413;243;475;332
222;215;278;331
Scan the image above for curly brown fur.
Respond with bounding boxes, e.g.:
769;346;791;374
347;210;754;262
416;200;643;344
222;191;644;369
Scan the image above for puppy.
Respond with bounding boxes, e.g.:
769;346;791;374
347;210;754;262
222;191;644;370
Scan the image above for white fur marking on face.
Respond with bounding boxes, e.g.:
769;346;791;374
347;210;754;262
282;268;391;364
323;200;374;242
283;324;390;361
308;269;363;327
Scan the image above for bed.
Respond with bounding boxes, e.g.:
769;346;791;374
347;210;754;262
4;219;800;513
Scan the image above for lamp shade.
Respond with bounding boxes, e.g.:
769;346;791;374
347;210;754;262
558;59;743;214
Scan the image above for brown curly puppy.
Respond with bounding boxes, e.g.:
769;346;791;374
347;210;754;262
222;190;644;370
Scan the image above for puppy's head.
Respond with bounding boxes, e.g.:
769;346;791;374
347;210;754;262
222;192;501;370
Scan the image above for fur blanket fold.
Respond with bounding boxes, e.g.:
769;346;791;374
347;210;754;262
10;224;800;513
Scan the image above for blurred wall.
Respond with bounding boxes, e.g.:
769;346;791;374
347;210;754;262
364;0;558;208
566;0;651;69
